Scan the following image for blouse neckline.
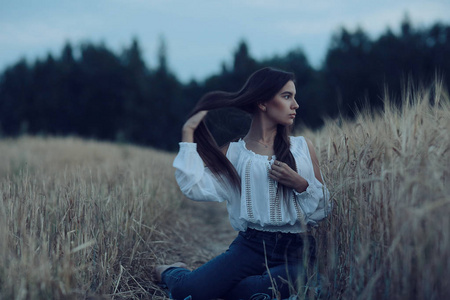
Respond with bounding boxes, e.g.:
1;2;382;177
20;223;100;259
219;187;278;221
237;139;276;161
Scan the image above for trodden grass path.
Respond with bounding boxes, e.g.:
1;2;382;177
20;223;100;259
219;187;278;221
150;200;236;299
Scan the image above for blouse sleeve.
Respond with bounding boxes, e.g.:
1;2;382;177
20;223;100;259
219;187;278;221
292;137;332;226
173;142;230;202
293;175;331;226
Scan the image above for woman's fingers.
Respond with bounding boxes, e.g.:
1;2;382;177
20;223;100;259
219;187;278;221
191;110;208;123
189;110;208;127
270;160;299;187
269;168;281;178
273;160;283;167
182;110;208;142
183;110;208;131
270;162;288;182
269;170;288;186
271;160;287;174
270;160;309;192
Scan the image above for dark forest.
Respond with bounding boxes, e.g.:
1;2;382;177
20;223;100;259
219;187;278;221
1;18;449;150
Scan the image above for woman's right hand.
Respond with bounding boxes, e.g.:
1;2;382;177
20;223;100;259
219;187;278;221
182;110;208;142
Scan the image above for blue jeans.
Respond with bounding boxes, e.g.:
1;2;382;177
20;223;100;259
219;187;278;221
161;228;316;300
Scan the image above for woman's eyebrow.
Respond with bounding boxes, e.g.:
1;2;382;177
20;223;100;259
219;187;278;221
280;91;295;96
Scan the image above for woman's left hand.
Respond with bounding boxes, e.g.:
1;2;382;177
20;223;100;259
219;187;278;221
269;160;309;193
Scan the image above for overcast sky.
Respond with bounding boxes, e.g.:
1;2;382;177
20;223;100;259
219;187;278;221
1;0;449;82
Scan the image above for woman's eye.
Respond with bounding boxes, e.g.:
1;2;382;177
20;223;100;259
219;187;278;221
284;95;290;99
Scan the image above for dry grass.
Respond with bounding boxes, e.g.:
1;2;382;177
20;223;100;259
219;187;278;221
0;82;449;300
0;137;206;299
305;82;450;299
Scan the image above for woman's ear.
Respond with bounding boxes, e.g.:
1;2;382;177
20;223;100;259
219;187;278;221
258;103;267;112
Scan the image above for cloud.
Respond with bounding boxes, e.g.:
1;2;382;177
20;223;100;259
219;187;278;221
0;22;80;48
242;0;340;11
1;0;449;80
271;1;450;39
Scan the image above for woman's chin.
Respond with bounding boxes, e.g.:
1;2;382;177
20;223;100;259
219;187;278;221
280;119;295;126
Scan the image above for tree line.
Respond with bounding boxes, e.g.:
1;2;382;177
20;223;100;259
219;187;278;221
0;17;449;150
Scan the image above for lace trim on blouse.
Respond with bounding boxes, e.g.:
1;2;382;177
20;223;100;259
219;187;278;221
268;165;282;225
245;159;255;221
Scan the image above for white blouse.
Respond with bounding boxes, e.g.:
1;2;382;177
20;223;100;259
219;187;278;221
173;136;331;233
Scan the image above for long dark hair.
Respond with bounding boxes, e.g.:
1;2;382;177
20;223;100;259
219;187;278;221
189;67;297;195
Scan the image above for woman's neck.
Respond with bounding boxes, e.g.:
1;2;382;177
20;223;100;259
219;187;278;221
244;114;277;144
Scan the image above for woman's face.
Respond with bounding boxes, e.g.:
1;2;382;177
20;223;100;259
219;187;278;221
263;80;299;126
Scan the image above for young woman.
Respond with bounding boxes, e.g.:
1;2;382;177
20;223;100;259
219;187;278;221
155;67;331;300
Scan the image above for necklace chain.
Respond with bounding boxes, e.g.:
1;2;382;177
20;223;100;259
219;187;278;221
245;138;274;148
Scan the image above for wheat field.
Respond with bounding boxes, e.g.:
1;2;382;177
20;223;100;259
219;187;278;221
0;137;193;299
1;83;449;300
308;82;450;299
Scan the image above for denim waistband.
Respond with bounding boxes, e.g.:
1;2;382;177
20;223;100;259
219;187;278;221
243;227;312;244
246;222;309;233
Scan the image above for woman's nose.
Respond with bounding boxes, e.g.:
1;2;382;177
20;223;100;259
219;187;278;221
292;99;299;109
